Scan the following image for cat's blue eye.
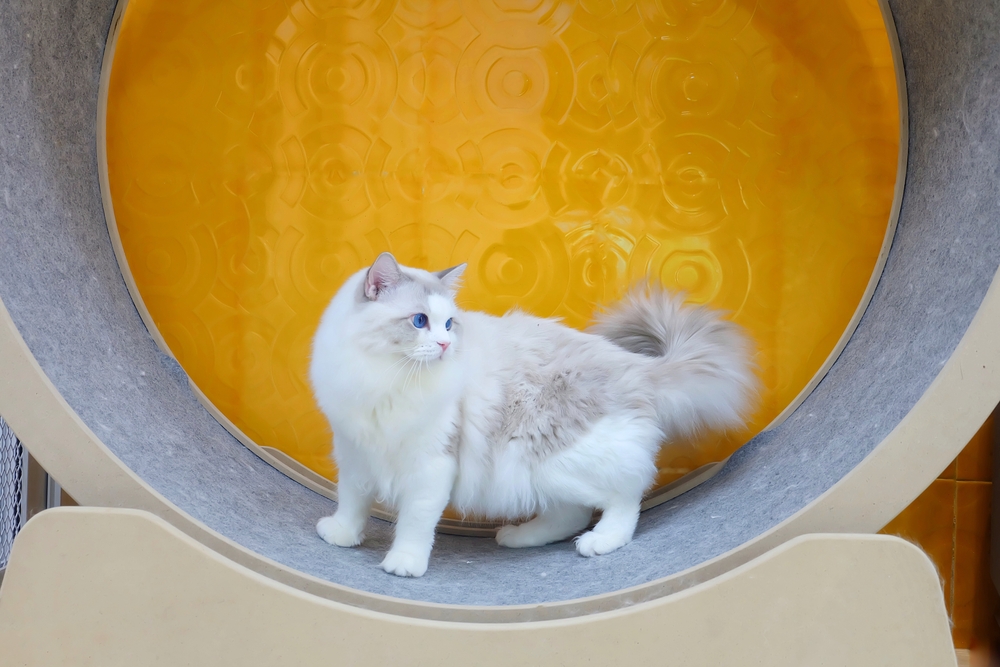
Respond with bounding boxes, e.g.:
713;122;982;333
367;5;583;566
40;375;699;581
445;318;453;331
411;313;428;329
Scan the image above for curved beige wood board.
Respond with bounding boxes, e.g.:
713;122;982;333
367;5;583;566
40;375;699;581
0;508;956;667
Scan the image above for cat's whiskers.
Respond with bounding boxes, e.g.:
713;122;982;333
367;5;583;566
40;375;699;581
406;352;435;393
401;359;413;392
390;356;416;389
380;355;412;385
403;354;423;392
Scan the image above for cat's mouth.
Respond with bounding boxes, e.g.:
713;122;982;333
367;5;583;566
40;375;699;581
409;346;449;363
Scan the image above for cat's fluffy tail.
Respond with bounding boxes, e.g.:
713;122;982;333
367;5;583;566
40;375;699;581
589;286;758;442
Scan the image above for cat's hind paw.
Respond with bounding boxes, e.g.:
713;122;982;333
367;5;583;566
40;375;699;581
317;515;365;547
380;549;429;577
575;530;630;557
496;523;547;548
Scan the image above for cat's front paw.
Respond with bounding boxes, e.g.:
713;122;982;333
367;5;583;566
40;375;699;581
380;549;429;577
575;530;630;557
317;515;365;547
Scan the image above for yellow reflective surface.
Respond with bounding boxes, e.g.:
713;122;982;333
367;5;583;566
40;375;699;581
105;0;900;489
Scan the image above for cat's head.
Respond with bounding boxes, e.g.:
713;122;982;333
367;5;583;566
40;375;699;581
350;252;466;363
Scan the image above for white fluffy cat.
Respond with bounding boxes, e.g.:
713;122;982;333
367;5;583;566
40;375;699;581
310;253;756;577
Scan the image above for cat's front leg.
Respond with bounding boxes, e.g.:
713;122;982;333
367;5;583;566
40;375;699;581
381;457;456;578
317;452;374;548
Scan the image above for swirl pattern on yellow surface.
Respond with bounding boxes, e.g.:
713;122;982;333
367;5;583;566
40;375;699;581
106;0;900;488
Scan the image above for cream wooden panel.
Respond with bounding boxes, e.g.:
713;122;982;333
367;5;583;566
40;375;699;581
0;508;955;667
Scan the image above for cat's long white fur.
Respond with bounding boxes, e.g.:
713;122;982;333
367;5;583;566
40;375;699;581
310;254;757;577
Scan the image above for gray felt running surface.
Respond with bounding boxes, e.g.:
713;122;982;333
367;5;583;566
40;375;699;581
1;0;998;607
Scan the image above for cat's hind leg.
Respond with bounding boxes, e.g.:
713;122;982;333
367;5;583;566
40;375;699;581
495;504;593;548
574;500;640;557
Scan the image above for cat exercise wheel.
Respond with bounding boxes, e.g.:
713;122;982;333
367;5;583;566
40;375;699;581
100;0;901;532
1;0;999;629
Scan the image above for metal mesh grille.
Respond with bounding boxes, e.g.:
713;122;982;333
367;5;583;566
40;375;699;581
0;416;25;570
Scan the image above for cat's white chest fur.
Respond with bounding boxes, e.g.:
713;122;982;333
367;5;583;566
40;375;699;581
342;371;459;447
316;342;462;452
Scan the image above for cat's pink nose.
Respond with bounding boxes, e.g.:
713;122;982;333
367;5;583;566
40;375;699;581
437;341;449;353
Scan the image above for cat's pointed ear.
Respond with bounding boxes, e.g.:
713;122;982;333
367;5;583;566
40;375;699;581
435;263;467;292
365;252;402;300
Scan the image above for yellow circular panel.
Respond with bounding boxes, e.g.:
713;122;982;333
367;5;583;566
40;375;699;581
104;0;900;493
